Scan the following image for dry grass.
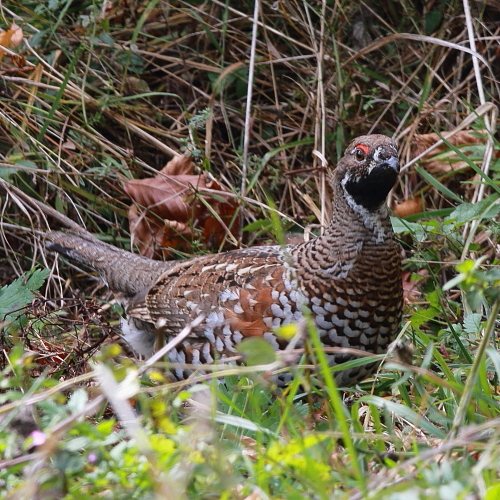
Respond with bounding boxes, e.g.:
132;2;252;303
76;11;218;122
0;1;499;497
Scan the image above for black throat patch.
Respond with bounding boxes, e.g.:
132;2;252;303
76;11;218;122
344;164;398;211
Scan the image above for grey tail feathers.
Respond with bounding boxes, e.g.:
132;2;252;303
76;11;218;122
45;231;174;298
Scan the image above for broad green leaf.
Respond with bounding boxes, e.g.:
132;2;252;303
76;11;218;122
425;10;442;34
67;389;89;414
391;218;427;242
0;165;16;180
447;195;500;224
236;337;277;365
486;349;500;382
98;31;115;48
463;313;483;334
410;307;439;328
14;159;38;170
0;268;50;323
456;259;478;274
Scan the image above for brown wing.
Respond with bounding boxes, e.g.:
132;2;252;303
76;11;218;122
126;245;294;340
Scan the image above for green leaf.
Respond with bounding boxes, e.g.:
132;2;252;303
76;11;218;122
390;217;433;242
425;10;442;34
0;268;50;324
456;259;478;274
486;484;500;500
426;290;442;309
447;195;500;224
236;337;277;365
463;313;483;334
484;268;500;281
0;165;16;180
465;289;483;311
67;389;89;414
410;307;439;328
98;32;115;47
48;0;61;10
243;219;273;232
213;412;274;434
15;159;38;170
486;349;500;382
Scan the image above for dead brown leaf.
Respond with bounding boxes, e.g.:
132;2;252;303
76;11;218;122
127;204;193;258
124;155;239;258
394;197;424;218
412;130;486;173
0;23;23;60
403;269;429;303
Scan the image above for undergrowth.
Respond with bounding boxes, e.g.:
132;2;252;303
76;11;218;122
0;0;499;498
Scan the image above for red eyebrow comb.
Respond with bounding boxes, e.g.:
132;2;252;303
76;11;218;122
355;144;370;154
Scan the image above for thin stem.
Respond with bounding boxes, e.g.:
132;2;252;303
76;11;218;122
241;0;259;198
450;298;500;439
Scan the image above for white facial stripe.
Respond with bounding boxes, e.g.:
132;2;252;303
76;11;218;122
341;171;351;188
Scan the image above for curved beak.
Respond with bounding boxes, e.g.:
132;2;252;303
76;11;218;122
382;155;400;173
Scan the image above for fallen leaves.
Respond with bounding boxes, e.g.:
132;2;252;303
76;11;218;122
394;197;423;218
412;130;486;173
402;269;429;303
0;23;23;60
124;155;239;258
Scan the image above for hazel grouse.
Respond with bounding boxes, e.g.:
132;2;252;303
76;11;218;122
46;134;403;386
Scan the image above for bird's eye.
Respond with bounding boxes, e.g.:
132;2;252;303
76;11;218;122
352;144;369;161
355;148;365;160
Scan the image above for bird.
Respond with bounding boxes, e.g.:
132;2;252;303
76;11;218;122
45;134;403;386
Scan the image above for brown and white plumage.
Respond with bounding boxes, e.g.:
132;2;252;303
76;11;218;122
46;134;403;385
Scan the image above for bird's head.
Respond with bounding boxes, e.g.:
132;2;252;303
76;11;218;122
332;134;399;212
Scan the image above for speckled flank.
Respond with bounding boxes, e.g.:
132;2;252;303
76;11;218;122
46;134;403;387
